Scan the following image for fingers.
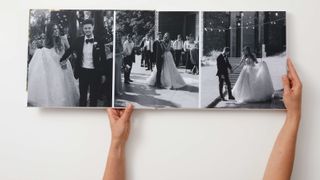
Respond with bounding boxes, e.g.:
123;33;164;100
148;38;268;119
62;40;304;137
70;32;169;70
282;75;290;95
122;104;134;122
287;58;301;82
287;58;302;89
107;108;122;122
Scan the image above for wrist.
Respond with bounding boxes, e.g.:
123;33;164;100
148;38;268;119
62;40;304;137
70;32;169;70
110;139;126;149
287;109;301;120
109;141;126;160
286;110;301;127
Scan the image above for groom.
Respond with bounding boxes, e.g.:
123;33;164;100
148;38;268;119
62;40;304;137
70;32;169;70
216;47;235;101
60;19;107;107
153;32;164;88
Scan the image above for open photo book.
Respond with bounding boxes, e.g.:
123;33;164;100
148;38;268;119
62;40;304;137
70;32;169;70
27;10;286;109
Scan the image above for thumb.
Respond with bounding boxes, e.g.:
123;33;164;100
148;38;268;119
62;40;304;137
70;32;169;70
282;75;290;95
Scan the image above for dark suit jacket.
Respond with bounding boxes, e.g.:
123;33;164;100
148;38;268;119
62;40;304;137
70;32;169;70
216;54;232;76
152;40;163;65
60;36;107;79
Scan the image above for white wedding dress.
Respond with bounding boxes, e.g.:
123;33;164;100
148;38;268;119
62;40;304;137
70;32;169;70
232;58;274;103
147;42;186;89
27;48;79;107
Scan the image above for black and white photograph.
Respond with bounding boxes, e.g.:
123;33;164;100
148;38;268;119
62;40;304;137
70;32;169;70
27;9;114;107
114;11;200;108
201;11;286;109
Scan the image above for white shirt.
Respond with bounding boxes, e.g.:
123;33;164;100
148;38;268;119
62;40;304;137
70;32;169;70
82;35;95;69
123;40;135;56
173;39;183;50
183;40;189;51
188;42;197;50
144;39;153;52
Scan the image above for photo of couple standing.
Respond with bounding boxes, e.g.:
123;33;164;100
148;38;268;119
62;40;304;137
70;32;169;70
27;10;113;107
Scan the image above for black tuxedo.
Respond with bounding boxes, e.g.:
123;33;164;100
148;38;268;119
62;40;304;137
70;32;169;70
60;36;107;79
60;36;108;107
216;53;234;99
153;40;164;87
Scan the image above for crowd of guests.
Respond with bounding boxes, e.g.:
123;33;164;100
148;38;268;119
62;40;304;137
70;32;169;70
172;34;199;75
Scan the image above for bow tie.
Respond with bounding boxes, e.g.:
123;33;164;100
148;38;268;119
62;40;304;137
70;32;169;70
85;38;94;44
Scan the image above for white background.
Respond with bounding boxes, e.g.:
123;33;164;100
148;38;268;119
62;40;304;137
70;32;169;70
0;0;319;179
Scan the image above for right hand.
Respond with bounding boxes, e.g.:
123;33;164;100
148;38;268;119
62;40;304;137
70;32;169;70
282;58;302;118
107;104;134;147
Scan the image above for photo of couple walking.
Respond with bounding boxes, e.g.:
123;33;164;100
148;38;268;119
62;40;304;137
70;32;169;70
26;10;286;109
214;46;274;103
201;11;286;109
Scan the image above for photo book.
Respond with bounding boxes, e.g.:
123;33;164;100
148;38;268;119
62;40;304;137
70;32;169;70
27;10;286;109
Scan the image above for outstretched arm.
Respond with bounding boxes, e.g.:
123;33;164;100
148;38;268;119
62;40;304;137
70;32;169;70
263;58;302;180
103;104;134;180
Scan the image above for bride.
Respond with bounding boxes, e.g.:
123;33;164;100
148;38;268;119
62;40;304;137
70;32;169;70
147;32;186;89
28;23;79;107
232;46;274;103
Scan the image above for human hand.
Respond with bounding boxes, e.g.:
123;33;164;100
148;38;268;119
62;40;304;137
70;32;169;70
60;60;67;70
107;104;134;148
282;58;302;120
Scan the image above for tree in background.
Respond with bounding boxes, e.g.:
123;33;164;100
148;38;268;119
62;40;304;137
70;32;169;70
115;10;155;53
28;10;114;58
203;12;230;56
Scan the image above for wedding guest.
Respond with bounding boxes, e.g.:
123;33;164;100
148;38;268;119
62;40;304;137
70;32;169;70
183;35;190;67
103;59;303;180
173;34;184;67
149;36;156;68
185;35;196;71
190;40;199;75
122;34;135;84
143;34;153;71
139;35;147;67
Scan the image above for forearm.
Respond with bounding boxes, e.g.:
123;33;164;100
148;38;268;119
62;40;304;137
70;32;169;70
263;112;301;180
60;48;72;62
103;142;126;180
